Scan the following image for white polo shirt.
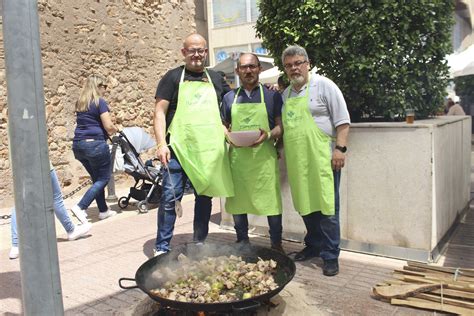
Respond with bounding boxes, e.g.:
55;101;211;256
282;74;351;138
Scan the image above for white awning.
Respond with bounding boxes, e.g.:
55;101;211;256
447;44;474;77
259;66;282;84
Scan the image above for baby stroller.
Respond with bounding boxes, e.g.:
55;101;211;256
111;127;163;213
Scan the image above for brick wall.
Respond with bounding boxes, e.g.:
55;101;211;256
0;0;196;198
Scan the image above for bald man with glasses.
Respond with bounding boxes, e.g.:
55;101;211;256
153;34;234;256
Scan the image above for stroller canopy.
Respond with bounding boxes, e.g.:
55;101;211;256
122;127;156;153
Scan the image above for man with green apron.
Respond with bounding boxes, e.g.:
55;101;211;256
153;34;234;256
221;53;284;253
281;45;350;276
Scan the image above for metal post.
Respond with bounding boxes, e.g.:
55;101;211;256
2;0;64;315
106;141;117;201
106;176;118;201
233;60;240;87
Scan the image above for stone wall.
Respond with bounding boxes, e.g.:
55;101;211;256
0;0;196;199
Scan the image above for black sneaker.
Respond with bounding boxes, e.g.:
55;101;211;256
235;239;250;249
271;242;285;254
323;259;339;276
236;238;250;244
294;246;319;261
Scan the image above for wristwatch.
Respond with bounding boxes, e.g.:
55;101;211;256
335;145;347;153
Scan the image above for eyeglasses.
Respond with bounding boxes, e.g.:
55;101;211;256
184;48;207;56
98;84;108;90
238;64;260;70
284;60;308;70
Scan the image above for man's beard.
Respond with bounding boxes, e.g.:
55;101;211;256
290;74;306;86
242;75;258;86
191;59;203;67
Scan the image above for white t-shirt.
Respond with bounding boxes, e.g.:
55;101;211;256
282;74;351;138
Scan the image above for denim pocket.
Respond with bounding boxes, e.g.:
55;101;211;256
89;141;109;158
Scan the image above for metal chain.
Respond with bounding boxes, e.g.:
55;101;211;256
0;179;92;225
62;179;92;200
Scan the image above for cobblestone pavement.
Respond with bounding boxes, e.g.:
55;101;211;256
0;176;471;315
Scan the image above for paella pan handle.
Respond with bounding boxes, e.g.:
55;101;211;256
118;277;139;289
232;300;261;312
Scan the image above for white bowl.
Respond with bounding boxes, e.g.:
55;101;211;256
227;130;261;147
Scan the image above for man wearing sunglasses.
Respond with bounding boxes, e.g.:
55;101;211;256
221;53;284;253
153;33;234;256
281;45;350;276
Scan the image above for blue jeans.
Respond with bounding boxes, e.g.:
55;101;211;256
233;214;282;245
72;139;111;212
11;169;75;247
301;170;341;261
155;157;212;252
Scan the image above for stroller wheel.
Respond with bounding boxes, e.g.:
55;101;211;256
118;197;129;209
137;200;149;213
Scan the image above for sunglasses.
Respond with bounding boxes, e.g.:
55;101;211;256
98;84;108;90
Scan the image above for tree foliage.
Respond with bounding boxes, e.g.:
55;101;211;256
255;1;454;121
454;75;474;99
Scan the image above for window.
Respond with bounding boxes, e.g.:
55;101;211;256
212;0;260;28
212;0;247;28
250;0;260;22
251;43;268;55
214;45;249;64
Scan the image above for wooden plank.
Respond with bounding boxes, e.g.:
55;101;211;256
404;265;474;278
396;275;474;293
407;261;474;278
373;283;441;299
395;269;474;286
392;273;428;284
415;293;474;309
391;297;474;315
384;279;410;285
403;266;474;282
431;288;474;301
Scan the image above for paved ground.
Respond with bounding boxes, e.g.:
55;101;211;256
0;174;472;315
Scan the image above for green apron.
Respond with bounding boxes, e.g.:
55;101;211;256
282;80;335;216
225;85;282;216
168;68;234;197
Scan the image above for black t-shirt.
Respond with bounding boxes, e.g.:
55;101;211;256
155;65;231;129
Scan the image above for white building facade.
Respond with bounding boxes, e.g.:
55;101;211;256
206;0;267;68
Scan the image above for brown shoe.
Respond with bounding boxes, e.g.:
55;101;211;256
271;243;285;254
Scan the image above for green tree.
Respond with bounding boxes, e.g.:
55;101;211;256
454;75;474;99
255;1;454;121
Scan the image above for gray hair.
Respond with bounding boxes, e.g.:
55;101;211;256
281;45;309;63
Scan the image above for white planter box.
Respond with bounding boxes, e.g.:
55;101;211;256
221;116;471;262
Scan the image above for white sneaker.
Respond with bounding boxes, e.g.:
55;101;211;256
71;205;89;224
9;246;19;259
153;249;167;257
98;209;117;220
68;223;91;241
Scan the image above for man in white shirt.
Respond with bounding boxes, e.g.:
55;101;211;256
447;97;465;116
281;45;350;276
